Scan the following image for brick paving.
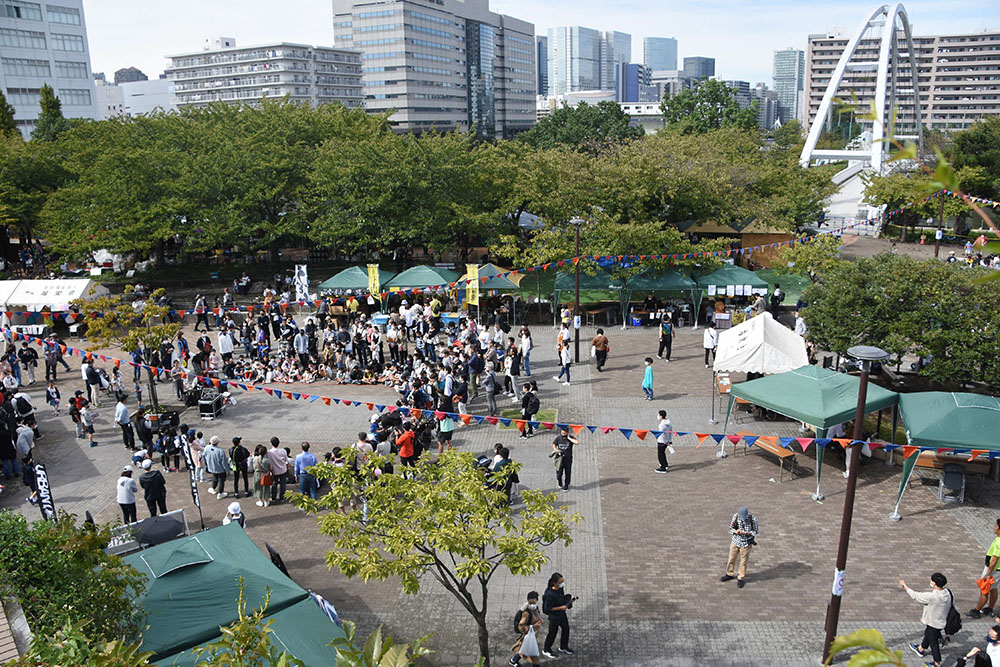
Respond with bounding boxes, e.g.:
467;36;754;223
2;322;998;665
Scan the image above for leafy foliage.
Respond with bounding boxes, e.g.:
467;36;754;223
293;449;581;665
0;511;147;642
774;234;843;279
518;101;643;154
661;79;759;134
30;84;71;142
0;91;17;139
330;620;431;667
10;618;153;667
951;116;1000;201
823;628;904;667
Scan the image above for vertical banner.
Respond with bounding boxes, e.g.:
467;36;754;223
367;264;381;301
466;264;479;306
294;265;309;303
181;444;200;509
34;463;56;521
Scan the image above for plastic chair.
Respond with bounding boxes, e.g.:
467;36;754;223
939;463;966;504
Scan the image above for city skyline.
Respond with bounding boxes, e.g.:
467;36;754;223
82;0;999;87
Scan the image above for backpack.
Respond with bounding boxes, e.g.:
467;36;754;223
513;608;528;635
945;589;962;636
527;393;540;415
15;396;30;416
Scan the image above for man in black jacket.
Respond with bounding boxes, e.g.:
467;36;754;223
542;571;574;659
230;436;251;498
138;459;167;516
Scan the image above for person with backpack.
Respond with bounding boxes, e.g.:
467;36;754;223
900;572;953;667
721;506;758;588
12;390;41;439
230;436;251;498
138;458;167;517
769;283;785;317
657;315;673;362
519;383;539;439
509;591;543;666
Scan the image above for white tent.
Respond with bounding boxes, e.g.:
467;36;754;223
4;279;108;311
713;311;808;375
0;281;21;310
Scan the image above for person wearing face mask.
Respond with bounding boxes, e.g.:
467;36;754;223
899;572;951;667
509;591;543;666
541;572;574;659
958;625;1000;667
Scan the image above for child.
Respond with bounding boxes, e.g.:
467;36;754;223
642;357;654;401
45;381;60;416
79;401;96;447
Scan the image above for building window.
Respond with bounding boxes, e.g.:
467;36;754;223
54;59;86;78
46;4;80;24
50;32;84;51
58;87;90;105
1;57;49;77
3;1;42;20
6;87;42;106
0;27;46;48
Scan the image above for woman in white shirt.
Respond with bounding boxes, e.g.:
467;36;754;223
519;327;533;377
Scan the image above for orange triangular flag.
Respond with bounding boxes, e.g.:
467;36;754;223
834;438;851;448
514;419;526;433
365;402;374;411
902;446;920;459
634;429;648;441
246;385;254;393
570;424;584;436
968;450;989;461
695;433;709;447
460;414;472;426
322;397;331;406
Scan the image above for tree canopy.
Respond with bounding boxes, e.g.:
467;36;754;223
517;100;643;154
30;84;71;142
0;91;17;139
661;79;759;134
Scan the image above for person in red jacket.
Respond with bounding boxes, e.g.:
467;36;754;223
396;423;416;473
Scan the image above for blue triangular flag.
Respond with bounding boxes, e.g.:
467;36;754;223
473;415;485;424
778;437;795;449
743;435;759;447
710;434;726;444
375;404;385;412
274;390;284;399
309;395;320;403
291;393;301;400
619;428;632;440
586;425;598;433
498;417;511;427
814;438;832;448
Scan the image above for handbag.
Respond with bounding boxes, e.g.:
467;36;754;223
261;472;274;487
520;626;539;657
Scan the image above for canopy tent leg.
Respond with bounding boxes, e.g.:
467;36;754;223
812;428;827;502
709;371;719;424
889;449;920;522
887;404;899;466
552;289;559;328
691;289;699;330
718;394;736;459
621;288;631;330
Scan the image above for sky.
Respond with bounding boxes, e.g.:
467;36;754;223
85;0;999;85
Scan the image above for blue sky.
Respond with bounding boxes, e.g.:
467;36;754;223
85;0;999;86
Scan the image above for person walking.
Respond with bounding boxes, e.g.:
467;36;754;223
115;396;135;451
45;381;59;416
968;518;1000;618
641;357;654;401
519;327;532;377
16;341;37;385
250;444;272;507
509;591;544;666
900;573;951;667
657;315;673;362
267;436;289;503
138;459;167;517
519;383;539;439
483;362;498;417
553;343;571;386
193;294;211;332
654;410;673;473
591;329;609;372
203;435;230;500
541;572;574;659
230;436;250;498
116;465;138;524
42;337;59;382
721;506;758;588
703;322;718;368
552;426;578;492
295;441;318;500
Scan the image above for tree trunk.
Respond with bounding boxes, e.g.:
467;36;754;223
475;611;491;666
146;366;160;413
155;240;165;266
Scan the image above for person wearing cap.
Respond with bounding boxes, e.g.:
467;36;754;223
222;501;246;529
203;435;230;500
138;458;167;517
117;465;139;524
721;506;758;588
230;437;251;498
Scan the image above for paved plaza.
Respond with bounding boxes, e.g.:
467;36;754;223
3;322;998;665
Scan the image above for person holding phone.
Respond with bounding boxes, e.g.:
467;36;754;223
721;506;758;588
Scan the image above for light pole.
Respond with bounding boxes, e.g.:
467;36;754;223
934;197;945;259
570;217;585;363
822;344;889;663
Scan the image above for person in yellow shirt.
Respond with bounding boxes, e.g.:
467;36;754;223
968;519;1000;618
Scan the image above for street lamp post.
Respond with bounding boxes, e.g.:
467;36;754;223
570;218;584;363
822;344;889;663
934;197;945;259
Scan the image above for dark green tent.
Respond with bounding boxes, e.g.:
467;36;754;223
552;269;624;325
386;265;461;289
462;263;519;290
694;264;770;326
317;266;395;292
619;269;700;328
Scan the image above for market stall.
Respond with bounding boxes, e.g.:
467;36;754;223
695;265;769;329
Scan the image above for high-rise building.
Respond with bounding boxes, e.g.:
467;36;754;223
648;69;688;103
114;65;147;84
333;0;535;139
621;62;650;103
723;80;752;110
682;56;714;80
753;82;779;131
548;26;630;100
536;35;547;96
772;48;804;124
643;37;677;71
0;0;99;138
166;39;363;110
601;30;630;100
804;29;1000;134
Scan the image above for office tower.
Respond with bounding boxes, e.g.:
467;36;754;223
536;35;547;96
114;66;147;84
166;39;363;110
333;0;535;139
772;47;803;124
643;37;677;71
601;30;630;100
621;62;650;103
723;80;752;109
804;29;1000;133
648;69;688;103
0;0;98;137
753;82;779;131
548;26;630;99
682;56;714;80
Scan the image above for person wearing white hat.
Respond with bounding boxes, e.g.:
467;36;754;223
222;501;245;529
116;465;138;524
138;458;167;517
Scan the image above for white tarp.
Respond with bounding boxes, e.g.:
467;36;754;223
713;311;808;375
0;281;21;310
4;279;109;311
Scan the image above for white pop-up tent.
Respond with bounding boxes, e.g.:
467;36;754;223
713;311;808;375
4;279;108;312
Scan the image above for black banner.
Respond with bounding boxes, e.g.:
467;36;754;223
34;463;56;521
181;443;200;509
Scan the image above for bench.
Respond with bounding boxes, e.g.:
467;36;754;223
734;435;798;482
914;451;990;493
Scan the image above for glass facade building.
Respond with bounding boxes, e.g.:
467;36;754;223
643;37;677;71
772;48;804;124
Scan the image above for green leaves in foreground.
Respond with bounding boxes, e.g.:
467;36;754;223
330;620;431;667
823;628;904;667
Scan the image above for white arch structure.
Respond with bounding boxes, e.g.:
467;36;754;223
799;4;923;173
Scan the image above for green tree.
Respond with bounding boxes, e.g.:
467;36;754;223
293;450;581;666
330;621;432;667
862;170;970;240
773;234;843;279
0;512;147;643
10;619;153;667
30;84;71;142
0;90;17;139
771;119;802;151
661;79;759;134
823;628;904;666
517;101;643;154
951;116;1000;200
0;134;66;251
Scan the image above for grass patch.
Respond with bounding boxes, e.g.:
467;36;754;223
498;408;557;428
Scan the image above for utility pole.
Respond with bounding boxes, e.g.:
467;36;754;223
934;196;945;259
574;222;581;363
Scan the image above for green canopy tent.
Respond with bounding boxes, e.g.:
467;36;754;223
462;263;520;291
385;265;461;290
695;264;769;326
725;365;898;501
619;268;700;329
892;392;1000;520
317;266;396;293
552;268;624;326
123;523;343;664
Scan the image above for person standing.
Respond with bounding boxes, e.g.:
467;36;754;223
251;444;272;507
509;591;544;666
116;465;138;524
519;327;532;377
138;459;167;517
641;357;654;401
654;410;673;473
42;336;59;382
900;573;951;667
519;383;539;439
203;435;230;500
769;283;784;317
591;329;609;372
483;362;498;417
45;381;59;416
267;437;289;503
721;506;758;588
541;572;574;659
552;426;578;492
968;518;1000;618
295;442;318;500
703;323;718;368
657;315;673;362
193;294;211;332
223;501;246;528
230;437;250;498
16;342;37;385
115;396;135;451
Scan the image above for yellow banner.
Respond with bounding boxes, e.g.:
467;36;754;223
466;264;479;306
367;264;381;301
